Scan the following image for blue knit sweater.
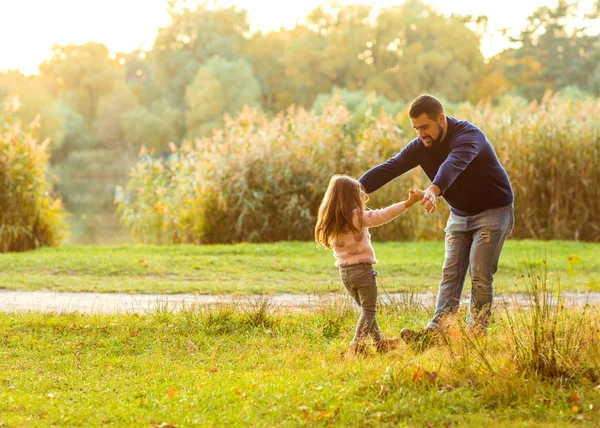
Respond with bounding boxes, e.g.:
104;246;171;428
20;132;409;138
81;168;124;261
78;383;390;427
359;116;514;216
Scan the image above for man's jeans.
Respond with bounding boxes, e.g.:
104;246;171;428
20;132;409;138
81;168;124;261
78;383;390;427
427;204;515;330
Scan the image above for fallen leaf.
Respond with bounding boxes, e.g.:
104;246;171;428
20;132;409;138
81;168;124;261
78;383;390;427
567;392;581;404
412;368;424;383
425;371;438;384
167;387;178;399
319;411;331;419
186;341;198;354
299;406;309;419
412;367;437;384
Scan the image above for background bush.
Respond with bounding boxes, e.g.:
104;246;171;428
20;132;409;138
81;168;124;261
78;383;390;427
118;94;600;244
0;103;67;252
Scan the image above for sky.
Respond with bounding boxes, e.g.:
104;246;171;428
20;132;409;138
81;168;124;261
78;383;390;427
0;0;596;75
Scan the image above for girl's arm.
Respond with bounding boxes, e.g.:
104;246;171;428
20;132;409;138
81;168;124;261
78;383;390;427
363;189;423;228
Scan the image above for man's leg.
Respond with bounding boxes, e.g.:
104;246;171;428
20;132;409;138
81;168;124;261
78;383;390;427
427;218;472;330
467;205;515;328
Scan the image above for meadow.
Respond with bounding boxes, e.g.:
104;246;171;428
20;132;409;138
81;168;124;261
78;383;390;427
0;240;597;294
2;239;599;426
1;290;598;426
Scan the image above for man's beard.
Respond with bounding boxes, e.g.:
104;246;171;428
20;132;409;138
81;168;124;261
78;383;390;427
422;122;444;147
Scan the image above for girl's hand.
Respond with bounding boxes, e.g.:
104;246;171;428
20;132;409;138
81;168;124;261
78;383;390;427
406;189;424;207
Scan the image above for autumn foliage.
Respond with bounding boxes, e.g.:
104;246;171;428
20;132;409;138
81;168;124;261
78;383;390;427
119;94;600;244
0;103;67;252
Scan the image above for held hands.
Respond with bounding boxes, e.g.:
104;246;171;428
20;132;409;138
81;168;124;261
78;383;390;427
406;189;424;208
421;186;439;214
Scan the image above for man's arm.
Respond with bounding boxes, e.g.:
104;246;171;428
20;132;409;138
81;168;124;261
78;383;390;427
421;138;480;214
431;138;480;194
358;142;420;193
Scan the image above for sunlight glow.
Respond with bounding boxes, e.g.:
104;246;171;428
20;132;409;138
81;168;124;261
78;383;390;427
0;0;596;75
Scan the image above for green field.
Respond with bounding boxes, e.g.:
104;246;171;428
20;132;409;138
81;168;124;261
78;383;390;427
1;301;598;426
0;240;598;294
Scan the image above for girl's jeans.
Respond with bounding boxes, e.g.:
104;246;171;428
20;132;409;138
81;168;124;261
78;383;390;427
339;263;384;344
428;203;515;330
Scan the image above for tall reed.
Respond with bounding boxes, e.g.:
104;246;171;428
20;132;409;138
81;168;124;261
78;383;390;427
502;259;600;380
119;94;600;244
0;102;67;252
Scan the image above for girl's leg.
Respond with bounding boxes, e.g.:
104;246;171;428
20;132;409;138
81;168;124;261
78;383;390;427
370;318;383;342
351;267;382;344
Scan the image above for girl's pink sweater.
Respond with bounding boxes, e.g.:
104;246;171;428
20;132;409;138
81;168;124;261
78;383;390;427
331;202;408;267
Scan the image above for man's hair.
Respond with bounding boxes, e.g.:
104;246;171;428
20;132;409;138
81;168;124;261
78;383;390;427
408;95;445;120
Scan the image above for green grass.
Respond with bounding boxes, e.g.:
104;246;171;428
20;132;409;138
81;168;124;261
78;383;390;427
0;240;598;294
1;301;599;426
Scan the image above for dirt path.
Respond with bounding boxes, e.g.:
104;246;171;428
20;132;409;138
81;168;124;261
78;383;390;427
1;290;599;314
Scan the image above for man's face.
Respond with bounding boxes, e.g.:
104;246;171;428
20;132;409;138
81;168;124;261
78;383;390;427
410;113;444;148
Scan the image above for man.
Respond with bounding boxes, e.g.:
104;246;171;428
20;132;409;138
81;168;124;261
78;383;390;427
359;94;514;341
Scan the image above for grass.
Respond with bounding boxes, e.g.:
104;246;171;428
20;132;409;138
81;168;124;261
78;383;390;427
0;240;598;294
0;298;599;426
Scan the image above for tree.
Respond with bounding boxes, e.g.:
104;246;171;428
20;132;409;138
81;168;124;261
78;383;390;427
184;56;261;138
151;1;251;109
94;83;139;151
52;102;95;163
312;87;404;129
39;42;124;121
245;30;299;113
372;0;485;102
122;99;183;151
503;0;600;98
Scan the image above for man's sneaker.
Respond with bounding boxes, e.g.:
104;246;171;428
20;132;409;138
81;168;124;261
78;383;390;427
400;327;438;351
374;337;400;353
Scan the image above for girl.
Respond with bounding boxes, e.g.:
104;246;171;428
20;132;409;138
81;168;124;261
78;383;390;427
315;174;423;355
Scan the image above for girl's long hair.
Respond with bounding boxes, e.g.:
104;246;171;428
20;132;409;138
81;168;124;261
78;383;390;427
315;175;368;248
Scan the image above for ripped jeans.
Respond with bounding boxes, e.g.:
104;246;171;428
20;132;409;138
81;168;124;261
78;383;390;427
427;204;514;330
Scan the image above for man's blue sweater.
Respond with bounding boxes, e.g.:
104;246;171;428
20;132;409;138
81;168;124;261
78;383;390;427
359;116;514;217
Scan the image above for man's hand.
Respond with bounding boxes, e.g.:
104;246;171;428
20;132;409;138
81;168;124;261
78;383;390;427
421;185;440;214
406;189;424;208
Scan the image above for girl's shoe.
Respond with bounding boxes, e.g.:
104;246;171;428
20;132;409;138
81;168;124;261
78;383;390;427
347;342;370;357
374;337;400;353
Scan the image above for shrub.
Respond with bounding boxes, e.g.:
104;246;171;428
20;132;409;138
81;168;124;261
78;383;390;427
503;259;600;380
0;102;67;252
119;94;600;243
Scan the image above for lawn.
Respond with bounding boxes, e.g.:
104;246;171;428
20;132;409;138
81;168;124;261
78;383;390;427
0;240;598;294
1;299;599;426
